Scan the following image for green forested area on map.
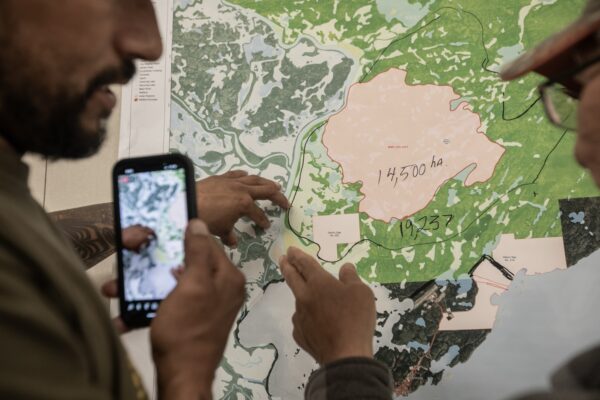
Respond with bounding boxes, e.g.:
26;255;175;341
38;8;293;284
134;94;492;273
230;0;598;283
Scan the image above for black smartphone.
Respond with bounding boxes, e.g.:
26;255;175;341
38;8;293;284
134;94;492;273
112;153;197;328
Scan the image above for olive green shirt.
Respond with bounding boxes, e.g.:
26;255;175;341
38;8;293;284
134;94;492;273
305;348;600;400
0;146;146;399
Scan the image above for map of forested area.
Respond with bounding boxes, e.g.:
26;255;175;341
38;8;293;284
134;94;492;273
168;0;598;398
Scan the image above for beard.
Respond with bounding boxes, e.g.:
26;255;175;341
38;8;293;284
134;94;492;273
0;85;103;160
0;4;137;160
0;62;135;160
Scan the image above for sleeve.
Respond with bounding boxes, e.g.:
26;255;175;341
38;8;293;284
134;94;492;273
513;392;600;400
0;252;110;400
305;357;393;400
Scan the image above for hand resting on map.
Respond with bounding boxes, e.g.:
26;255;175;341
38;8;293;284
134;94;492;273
279;247;377;365
196;170;289;247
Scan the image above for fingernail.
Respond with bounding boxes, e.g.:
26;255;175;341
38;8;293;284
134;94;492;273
189;220;209;236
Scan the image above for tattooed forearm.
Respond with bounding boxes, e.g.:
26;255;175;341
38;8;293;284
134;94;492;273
50;203;116;269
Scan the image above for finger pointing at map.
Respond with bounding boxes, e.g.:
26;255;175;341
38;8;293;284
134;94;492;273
279;247;376;366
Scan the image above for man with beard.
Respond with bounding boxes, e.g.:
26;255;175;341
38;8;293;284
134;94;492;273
278;0;600;399
0;1;288;399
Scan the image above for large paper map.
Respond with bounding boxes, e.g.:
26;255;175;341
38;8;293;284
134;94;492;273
119;0;600;398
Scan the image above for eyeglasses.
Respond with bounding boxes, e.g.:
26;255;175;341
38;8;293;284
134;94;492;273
538;53;600;131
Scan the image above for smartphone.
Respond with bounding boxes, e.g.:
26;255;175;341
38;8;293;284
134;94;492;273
112;153;197;327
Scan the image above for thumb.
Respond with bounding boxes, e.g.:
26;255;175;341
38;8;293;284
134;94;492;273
339;263;361;284
184;219;213;279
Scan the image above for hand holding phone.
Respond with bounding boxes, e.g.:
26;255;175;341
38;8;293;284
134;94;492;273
150;220;246;399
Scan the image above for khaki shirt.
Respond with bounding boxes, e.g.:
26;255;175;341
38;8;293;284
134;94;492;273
0;146;146;399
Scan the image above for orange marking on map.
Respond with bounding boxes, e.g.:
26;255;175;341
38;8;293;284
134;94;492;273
323;69;505;222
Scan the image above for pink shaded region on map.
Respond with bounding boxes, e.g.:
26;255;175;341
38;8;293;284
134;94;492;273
323;69;505;222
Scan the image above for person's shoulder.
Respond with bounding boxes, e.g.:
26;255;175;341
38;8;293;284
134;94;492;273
306;357;393;400
514;346;600;400
551;345;600;393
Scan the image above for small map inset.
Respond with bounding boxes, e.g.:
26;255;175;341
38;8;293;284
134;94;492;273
313;214;361;260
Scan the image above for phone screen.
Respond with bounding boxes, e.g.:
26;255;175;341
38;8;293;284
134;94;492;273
117;163;188;317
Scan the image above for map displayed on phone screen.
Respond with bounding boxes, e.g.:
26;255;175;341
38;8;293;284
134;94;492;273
118;168;188;301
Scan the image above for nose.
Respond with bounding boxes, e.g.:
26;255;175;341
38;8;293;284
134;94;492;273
114;0;163;62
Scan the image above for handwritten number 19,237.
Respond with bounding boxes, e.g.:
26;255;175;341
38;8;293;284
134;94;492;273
399;214;453;239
